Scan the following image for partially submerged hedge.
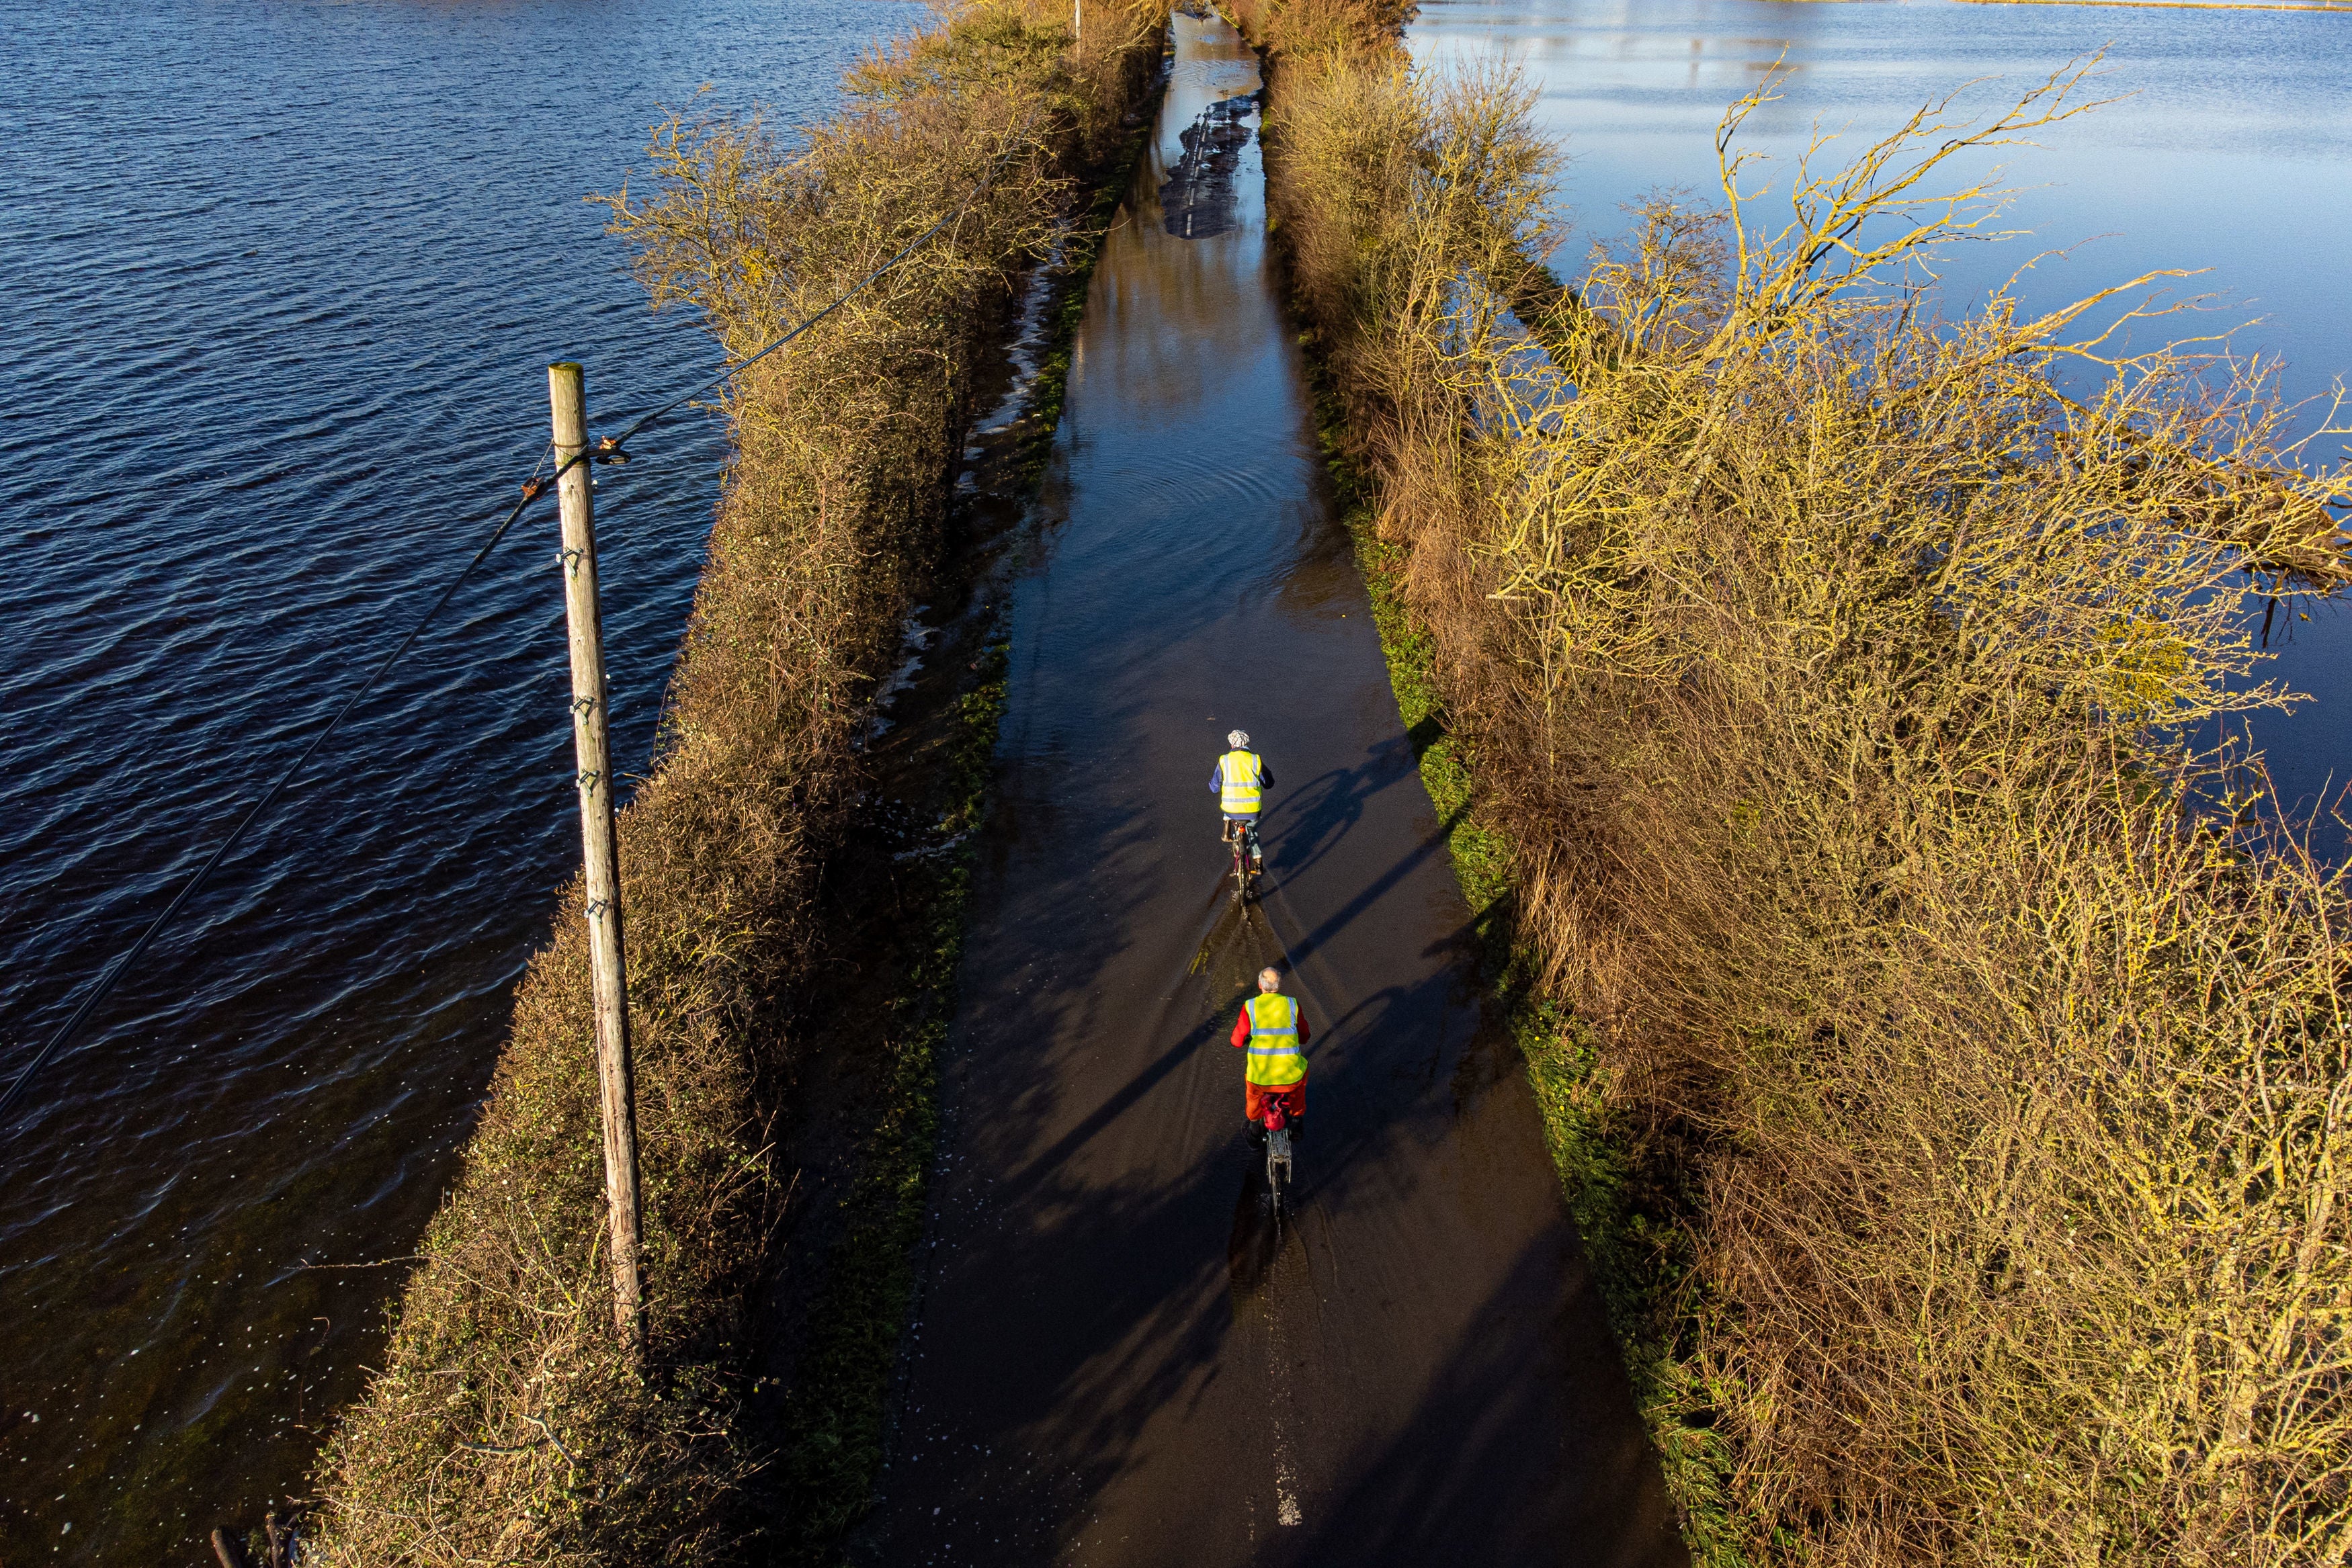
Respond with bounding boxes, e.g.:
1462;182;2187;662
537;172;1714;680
1237;0;2352;1561
306;5;1163;1561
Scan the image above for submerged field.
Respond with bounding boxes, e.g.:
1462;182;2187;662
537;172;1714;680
181;0;2352;1557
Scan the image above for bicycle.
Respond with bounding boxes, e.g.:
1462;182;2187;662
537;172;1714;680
1261;1094;1296;1221
1222;818;1261;901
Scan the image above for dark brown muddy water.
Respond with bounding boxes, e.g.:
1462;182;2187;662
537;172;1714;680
853;17;1683;1566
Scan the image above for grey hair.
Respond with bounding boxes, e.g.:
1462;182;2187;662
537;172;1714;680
1257;967;1281;991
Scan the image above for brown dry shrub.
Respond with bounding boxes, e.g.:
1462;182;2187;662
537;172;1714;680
304;3;1164;1562
1245;0;1402;66
1252;10;2352;1563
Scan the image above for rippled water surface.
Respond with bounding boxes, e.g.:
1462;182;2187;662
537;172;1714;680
0;0;915;1555
1411;0;2352;820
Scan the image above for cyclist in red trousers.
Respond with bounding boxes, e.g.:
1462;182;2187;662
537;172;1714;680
1234;965;1308;1144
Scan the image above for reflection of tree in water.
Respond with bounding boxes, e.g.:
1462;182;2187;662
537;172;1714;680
1160;94;1256;240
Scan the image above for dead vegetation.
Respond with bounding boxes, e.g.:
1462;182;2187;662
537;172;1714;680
1241;1;2352;1561
301;3;1163;1561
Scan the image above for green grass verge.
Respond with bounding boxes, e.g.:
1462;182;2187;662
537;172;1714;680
1294;342;1749;1567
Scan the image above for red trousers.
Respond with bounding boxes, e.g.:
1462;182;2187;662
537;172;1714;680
1245;1082;1305;1123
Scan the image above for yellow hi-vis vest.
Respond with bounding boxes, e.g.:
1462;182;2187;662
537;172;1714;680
1245;993;1306;1086
1220;748;1264;816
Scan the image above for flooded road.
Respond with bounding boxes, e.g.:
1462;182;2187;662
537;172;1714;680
855;16;1682;1566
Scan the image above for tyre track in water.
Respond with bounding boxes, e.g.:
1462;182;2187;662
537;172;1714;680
855;15;1685;1565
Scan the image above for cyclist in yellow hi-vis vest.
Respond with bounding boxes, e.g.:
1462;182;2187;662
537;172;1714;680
1232;966;1310;1143
1210;729;1271;873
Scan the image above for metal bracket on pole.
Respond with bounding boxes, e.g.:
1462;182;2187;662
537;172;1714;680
548;361;645;1365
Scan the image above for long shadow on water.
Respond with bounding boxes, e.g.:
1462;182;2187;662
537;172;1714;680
853;13;1684;1566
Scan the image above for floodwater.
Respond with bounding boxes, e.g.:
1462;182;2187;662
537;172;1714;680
0;0;915;1556
1411;0;2352;822
855;15;1681;1565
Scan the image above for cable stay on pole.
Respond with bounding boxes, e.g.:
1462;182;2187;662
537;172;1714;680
1;118;1042;1138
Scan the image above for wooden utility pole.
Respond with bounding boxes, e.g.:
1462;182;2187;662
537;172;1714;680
548;361;644;1360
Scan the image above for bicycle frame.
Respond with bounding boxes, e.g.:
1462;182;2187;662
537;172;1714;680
1261;1094;1295;1219
1224;818;1260;900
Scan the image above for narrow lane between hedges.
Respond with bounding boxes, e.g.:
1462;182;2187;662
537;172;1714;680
855;15;1686;1566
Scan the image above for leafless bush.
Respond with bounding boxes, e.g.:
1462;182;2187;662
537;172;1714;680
304;3;1163;1561
1253;10;2352;1561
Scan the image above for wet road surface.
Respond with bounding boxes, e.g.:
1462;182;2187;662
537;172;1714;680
854;17;1684;1565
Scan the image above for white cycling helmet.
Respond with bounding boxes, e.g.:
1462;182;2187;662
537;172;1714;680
1227;729;1250;748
